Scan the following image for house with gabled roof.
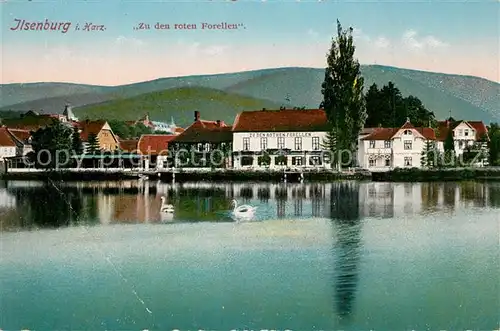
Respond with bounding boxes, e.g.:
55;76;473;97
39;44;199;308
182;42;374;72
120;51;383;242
169;111;233;168
359;118;436;171
0;127;18;161
6;128;33;157
137;134;177;170
231;108;331;169
435;118;489;155
76;120;120;152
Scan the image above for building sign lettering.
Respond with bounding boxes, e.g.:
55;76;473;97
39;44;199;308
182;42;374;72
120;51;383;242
247;132;313;138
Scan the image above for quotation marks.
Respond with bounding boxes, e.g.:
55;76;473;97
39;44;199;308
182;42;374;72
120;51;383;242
133;22;246;31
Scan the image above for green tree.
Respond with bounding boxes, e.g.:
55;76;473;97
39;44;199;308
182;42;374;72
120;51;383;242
421;140;438;168
71;127;84;155
462;142;487;166
30;119;73;169
379;82;404;127
258;151;271;167
320;19;367;170
442;129;456;167
87;133;100;154
487;123;500;166
108;120;131;139
364;83;384;127
365;82;435;128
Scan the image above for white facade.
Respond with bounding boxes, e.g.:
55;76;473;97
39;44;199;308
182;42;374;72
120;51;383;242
232;131;331;169
436;122;482;155
359;127;430;172
0;146;16;160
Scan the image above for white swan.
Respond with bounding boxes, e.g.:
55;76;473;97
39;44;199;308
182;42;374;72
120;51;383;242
230;199;257;220
160;196;174;214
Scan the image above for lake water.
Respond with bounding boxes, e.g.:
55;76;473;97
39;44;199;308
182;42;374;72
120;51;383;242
1;180;499;330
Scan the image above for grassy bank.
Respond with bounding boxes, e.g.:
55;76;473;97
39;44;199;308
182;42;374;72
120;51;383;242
0;171;140;181
1;169;371;182
372;167;500;182
161;170;370;182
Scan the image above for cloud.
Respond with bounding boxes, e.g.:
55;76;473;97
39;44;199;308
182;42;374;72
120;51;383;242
203;45;229;56
115;36;144;47
307;28;319;40
402;29;448;50
352;28;370;43
374;36;390;49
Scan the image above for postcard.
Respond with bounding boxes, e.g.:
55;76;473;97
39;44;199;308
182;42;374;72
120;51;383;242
1;0;499;330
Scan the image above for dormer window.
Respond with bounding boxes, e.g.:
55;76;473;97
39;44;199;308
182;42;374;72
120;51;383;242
369;140;375;148
464;129;469;137
403;130;412;135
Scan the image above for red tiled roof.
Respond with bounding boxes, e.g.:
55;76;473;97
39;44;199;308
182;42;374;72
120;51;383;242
173;119;233;143
0;127;17;147
362;125;436;141
119;139;139;152
138;134;176;155
1;116;56;131
361;128;400;140
467;121;489;140
77;120;106;141
400;120;414;129
436;120;489;141
415;127;436;140
232;109;328;132
7;129;31;144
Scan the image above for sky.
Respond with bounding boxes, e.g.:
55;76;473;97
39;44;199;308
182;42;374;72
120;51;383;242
1;0;499;85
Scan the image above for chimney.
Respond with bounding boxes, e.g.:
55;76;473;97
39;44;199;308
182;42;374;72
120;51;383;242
216;120;221;127
194;111;200;122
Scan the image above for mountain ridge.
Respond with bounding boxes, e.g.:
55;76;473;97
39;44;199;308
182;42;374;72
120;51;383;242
1;65;499;125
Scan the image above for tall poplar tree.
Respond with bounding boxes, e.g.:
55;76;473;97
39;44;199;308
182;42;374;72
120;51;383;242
321;20;367;170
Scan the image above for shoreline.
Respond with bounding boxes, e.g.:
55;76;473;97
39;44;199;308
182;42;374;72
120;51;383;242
0;169;369;182
1;167;500;182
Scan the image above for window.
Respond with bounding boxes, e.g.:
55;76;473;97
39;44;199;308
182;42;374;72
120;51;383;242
404;130;412;135
458;129;463;136
197;143;203;152
369;140;376;148
243;137;250;151
464;129;469;137
241;156;253;166
277;137;285;149
369;159;376;167
204;143;210;151
404;140;412;150
458;141;464;148
260;137;267;150
385;159;390;166
312;137;320;150
309;156;322;166
404;157;412;166
384;140;391;148
294;137;302;150
292;156;304;166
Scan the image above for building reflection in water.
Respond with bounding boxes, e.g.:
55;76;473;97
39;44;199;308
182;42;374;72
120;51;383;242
330;182;362;320
2;180;500;231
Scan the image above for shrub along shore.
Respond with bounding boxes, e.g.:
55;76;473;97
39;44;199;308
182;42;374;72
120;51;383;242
1;167;500;182
371;167;500;182
0;169;370;182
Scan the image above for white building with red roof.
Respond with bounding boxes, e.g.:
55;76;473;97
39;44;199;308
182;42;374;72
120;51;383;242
359;118;437;171
435;118;489;155
359;117;490;171
0;127;18;161
231;108;331;169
